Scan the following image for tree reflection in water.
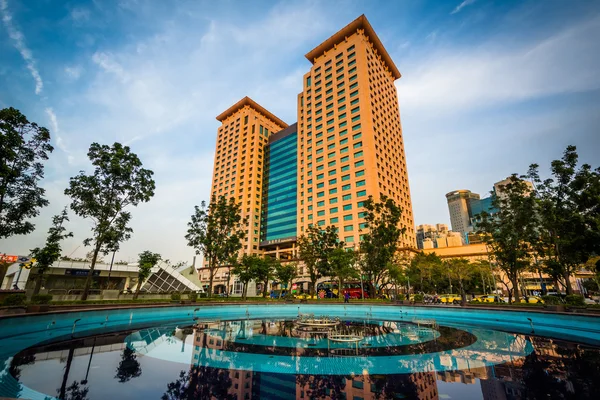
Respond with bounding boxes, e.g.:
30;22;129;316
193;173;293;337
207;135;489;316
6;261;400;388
161;365;235;400
115;347;142;383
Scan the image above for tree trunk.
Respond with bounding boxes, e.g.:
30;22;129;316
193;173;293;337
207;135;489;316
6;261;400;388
81;242;102;301
459;280;467;306
262;279;269;298
133;277;143;300
33;272;43;295
511;275;520;303
225;266;231;297
207;270;214;298
563;269;573;295
339;278;343;302
0;262;9;288
242;282;247;301
310;278;316;298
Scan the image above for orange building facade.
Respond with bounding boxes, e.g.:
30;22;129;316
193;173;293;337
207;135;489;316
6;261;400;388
205;15;416;293
297;15;415;248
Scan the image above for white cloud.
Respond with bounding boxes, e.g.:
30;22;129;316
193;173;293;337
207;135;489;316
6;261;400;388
451;0;477;15
0;0;43;94
64;65;83;80
397;16;600;112
45;107;75;165
70;7;90;23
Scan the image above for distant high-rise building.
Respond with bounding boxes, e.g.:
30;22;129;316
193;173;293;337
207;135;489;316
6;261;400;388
445;190;480;234
416;223;461;249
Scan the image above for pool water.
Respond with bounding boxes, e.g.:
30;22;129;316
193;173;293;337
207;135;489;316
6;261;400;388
1;304;599;399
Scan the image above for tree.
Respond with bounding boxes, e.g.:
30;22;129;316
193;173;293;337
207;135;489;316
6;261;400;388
407;252;443;294
231;254;262;300
528;145;600;295
445;258;476;305
297;225;343;297
134;251;161;300
359;195;405;297
478;174;538;302
0;107;53;283
255;256;276;298
328;248;358;301
29;207;73;295
64;142;154;300
185;195;246;298
115;347;142;382
274;262;298;298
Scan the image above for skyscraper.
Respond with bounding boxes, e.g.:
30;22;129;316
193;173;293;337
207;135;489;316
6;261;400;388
205;15;416;293
297;15;415;248
445;189;480;234
211;97;288;257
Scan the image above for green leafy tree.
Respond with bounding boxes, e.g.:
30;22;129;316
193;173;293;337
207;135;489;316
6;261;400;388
255;256;277;298
134;251;161;299
29;207;73;295
297;225;343;297
274;262;298;298
115;347;142;382
328;247;358;301
0;107;53;283
445;258;476;305
387;254;410;299
359;195;405;297
407;252;444;294
185;195;247;297
65;142;155;300
478;174;538;302
232;254;263;300
528;145;600;295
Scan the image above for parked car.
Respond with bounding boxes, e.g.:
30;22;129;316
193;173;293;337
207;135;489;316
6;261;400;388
520;295;544;304
439;294;461;304
294;293;317;300
471;295;505;303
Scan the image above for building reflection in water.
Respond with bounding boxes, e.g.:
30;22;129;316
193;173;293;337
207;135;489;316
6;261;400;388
6;319;600;400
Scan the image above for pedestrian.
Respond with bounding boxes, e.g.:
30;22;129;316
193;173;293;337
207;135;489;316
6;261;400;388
344;291;350;303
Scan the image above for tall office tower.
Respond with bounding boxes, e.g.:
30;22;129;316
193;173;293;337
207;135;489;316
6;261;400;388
445;189;480;234
260;123;298;260
296;15;416;248
211;97;288;257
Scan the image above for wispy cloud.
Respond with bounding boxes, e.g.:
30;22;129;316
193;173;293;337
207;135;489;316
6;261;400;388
45;107;75;165
398;16;600;111
451;0;477;15
64;65;83;80
70;7;90;23
0;0;43;94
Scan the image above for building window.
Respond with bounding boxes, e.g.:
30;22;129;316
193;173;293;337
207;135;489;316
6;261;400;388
357;190;367;197
342;174;350;181
356;180;366;187
330;207;338;213
330;217;338;223
355;170;365;177
343;204;352;211
343;194;352;201
342;184;351;190
343;214;353;221
330;197;338;204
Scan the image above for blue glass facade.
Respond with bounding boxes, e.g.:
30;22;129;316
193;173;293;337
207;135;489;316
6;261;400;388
261;127;297;242
470;196;498;230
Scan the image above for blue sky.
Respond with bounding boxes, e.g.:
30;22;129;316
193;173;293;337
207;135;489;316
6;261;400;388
1;0;599;263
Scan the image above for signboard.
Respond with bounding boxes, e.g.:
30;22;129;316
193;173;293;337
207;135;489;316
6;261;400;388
65;269;101;277
259;236;297;247
0;255;19;263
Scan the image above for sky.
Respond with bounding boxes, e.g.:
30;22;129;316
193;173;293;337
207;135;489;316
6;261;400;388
1;0;599;264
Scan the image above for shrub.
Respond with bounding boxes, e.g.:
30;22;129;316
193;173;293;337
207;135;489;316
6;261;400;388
170;292;181;301
30;294;53;305
565;295;585;306
3;294;27;306
413;294;424;303
541;295;562;305
396;294;406;301
189;292;198;302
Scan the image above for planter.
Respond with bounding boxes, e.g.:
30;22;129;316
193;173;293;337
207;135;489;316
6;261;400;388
26;304;50;313
545;305;566;312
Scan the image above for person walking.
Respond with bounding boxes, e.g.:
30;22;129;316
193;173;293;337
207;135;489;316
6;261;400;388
344;291;350;303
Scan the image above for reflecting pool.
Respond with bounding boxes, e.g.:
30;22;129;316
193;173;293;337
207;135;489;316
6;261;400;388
1;305;599;399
